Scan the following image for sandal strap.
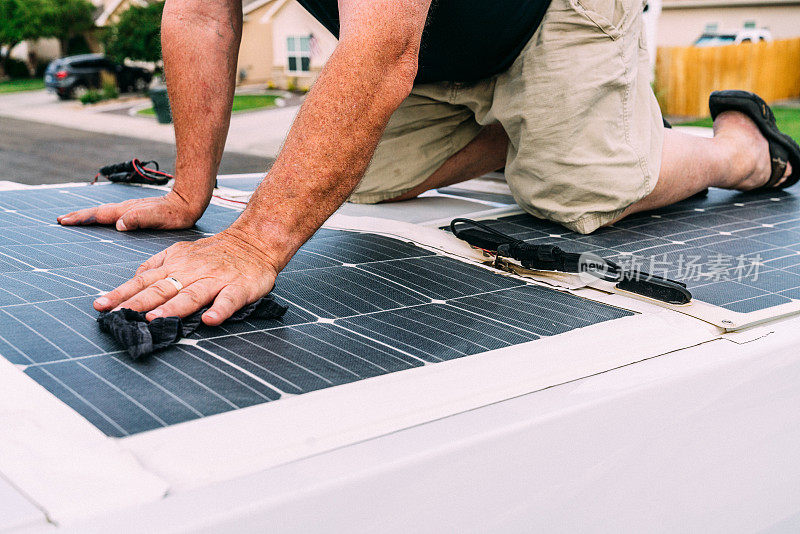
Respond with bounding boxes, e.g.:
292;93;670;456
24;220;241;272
768;156;789;188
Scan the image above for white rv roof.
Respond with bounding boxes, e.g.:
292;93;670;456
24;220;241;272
2;175;800;532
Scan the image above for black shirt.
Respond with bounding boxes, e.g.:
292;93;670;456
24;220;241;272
297;0;552;83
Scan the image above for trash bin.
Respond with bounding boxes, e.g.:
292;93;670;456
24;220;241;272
148;86;172;124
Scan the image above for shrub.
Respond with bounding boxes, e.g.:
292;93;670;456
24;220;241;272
4;57;30;79
79;88;101;105
101;81;118;100
266;80;277;90
286;77;298;92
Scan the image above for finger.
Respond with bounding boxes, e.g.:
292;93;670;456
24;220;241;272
147;279;217;321
58;206;100;226
57;209;86;224
94;267;167;310
203;284;250;326
116;277;185;313
116;205;161;232
59;203;125;226
135;249;167;275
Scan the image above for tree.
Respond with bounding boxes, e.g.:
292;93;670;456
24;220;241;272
102;1;164;64
0;0;47;75
0;0;95;77
42;0;95;57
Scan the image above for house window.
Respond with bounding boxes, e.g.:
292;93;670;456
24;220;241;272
287;36;311;73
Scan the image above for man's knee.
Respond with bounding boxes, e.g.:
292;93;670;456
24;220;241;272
504;146;658;234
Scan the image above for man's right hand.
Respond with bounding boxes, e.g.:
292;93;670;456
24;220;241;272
57;191;206;231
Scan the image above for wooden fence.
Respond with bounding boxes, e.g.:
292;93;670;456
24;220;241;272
655;38;800;118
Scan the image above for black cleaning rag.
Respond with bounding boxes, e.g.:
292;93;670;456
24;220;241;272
98;295;287;359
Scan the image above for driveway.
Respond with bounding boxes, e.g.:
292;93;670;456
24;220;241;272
0;89;300;159
0;115;270;185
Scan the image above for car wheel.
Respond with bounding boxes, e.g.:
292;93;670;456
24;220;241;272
57;92;71;101
72;85;89;99
133;77;148;93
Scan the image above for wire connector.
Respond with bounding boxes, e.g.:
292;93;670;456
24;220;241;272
93;158;173;185
450;218;691;305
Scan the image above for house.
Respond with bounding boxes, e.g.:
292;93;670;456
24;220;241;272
237;0;337;88
657;0;800;47
7;40;61;70
93;0;150;27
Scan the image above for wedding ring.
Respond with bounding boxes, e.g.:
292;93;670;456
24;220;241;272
165;277;183;292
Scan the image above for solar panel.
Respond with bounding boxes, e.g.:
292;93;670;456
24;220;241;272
0;184;632;437
467;189;800;314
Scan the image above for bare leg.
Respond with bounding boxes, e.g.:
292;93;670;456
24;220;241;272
384;122;509;202
617;111;793;220
384;111;793;229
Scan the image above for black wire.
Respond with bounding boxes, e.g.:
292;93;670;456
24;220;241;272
449;218;522;245
451;217;626;282
448;218;689;302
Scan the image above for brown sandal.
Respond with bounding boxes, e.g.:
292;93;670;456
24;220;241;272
709;90;799;190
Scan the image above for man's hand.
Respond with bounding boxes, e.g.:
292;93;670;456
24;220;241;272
93;226;279;325
57;191;205;231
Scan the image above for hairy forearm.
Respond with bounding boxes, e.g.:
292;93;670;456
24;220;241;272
161;0;242;211
231;36;418;271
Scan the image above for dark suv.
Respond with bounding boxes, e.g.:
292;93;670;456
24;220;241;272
44;54;153;100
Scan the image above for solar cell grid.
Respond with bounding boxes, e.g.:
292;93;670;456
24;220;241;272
0;184;632;437
356;256;526;300
24;345;279;437
275;266;431;318
339;304;540;362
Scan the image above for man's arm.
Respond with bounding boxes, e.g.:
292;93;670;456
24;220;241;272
231;0;430;270
59;0;242;230
163;0;242;216
94;0;432;324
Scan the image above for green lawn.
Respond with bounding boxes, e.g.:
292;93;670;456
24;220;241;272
0;78;45;94
138;94;280;116
677;106;800;144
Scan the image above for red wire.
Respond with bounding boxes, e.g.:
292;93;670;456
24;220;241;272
212;194;249;205
132;159;173;183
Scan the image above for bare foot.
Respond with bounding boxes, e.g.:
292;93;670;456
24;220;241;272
712;111;793;190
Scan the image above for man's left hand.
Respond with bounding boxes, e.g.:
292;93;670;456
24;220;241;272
95;229;280;326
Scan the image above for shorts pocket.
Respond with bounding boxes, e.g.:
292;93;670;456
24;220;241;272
569;0;640;39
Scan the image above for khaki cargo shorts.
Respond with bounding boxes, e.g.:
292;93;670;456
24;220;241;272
349;0;664;234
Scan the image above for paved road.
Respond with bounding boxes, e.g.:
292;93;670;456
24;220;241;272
0;89;299;160
0;116;273;185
